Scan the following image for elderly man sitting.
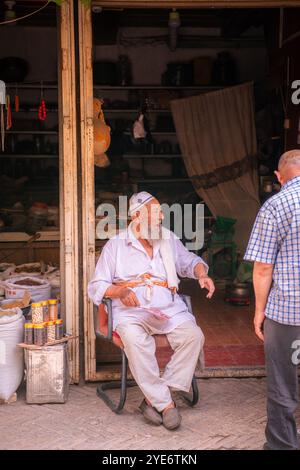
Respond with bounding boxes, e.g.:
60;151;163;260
88;192;215;430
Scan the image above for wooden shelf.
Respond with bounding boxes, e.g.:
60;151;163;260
0;231;60;242
105;109;171;114
132;178;190;183
6;131;58;135
6;82;58;90
124;131;176;136
18;335;76;350
94;85;222;91
11;109;58;113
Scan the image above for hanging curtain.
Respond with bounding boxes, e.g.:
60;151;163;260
171;82;260;254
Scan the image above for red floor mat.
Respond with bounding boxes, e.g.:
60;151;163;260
204;344;265;367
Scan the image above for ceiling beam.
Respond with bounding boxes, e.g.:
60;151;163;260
93;1;300;9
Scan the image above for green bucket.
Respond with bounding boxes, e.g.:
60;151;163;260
215;216;237;233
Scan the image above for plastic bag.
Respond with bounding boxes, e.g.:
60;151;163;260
0;308;24;401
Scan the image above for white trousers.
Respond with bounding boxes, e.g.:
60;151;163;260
115;319;205;412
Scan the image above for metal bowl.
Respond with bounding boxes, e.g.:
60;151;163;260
226;282;251;298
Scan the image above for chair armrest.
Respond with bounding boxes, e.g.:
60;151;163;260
179;294;193;315
102;297;113;340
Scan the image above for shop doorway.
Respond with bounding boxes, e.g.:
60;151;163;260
80;2;300;380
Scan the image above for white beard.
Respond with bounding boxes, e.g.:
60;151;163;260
139;221;163;244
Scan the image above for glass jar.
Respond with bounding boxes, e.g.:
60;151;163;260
46;321;56;343
31;302;44;324
55;319;63;340
41;300;49;322
42;322;48;344
24;323;34;344
34;323;45;346
48;299;58;321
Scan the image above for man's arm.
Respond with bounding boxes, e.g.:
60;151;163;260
252;261;274;341
104;284;140;307
173;235;215;299
244;204;278;341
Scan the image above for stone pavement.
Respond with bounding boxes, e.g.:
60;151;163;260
0;378;299;450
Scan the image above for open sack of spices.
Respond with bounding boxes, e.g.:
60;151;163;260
0;290;31;317
3;276;51;302
0;307;24;401
13;262;46;277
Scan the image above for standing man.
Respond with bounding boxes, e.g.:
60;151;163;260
244;150;300;450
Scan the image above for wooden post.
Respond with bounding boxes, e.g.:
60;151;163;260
58;0;80;383
77;1;97;380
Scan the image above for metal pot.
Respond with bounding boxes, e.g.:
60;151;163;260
0;57;29;83
224;282;252;306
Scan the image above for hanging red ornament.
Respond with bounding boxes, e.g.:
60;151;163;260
38;99;46;121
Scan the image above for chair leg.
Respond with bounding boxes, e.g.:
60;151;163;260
178;375;199;407
96;350;136;414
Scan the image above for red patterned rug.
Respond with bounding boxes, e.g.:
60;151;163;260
204;345;265;367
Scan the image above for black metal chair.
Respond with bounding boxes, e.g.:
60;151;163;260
94;294;199;414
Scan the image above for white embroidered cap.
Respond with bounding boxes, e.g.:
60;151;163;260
128;191;155;216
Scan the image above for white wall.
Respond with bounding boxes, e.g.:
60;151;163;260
94;27;268;84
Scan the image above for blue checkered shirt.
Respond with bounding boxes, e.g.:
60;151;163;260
244;175;300;325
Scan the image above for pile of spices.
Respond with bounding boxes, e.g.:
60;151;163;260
13;278;42;286
46;321;56;343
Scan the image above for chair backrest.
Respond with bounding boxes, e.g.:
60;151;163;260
93;304;101;338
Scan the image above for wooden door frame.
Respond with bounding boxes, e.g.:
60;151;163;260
77;1;98;380
58;0;80;383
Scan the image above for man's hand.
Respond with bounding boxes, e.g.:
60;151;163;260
119;287;140;307
198;275;215;299
254;310;265;341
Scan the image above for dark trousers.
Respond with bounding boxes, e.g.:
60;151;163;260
264;318;300;450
